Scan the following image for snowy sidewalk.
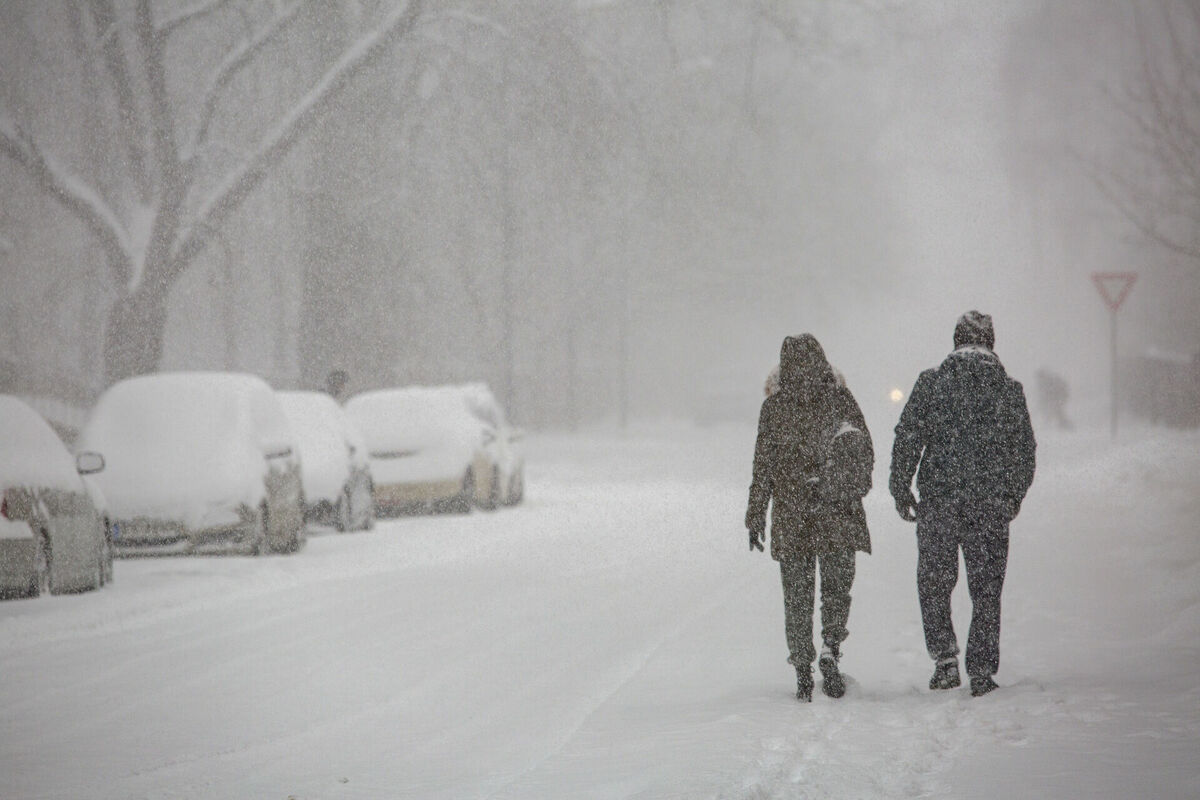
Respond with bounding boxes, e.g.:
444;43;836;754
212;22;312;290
485;425;1200;799
0;423;1196;799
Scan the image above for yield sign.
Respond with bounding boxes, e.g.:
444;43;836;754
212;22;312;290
1092;272;1137;312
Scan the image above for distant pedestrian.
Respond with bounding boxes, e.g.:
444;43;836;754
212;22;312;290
746;334;874;702
890;311;1036;697
1034;367;1072;430
325;369;349;403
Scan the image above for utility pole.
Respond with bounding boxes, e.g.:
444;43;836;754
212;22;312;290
617;244;630;430
499;52;518;420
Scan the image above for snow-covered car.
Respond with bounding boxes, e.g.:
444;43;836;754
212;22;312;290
0;395;111;597
277;390;374;532
346;386;493;515
459;383;524;507
78;372;306;555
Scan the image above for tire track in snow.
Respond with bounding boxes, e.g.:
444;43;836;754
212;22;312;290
479;574;755;800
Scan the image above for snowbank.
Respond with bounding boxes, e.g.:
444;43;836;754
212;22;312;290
0;422;1195;799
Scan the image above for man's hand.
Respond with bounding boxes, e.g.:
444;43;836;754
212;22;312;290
894;489;919;522
997;495;1021;522
748;527;765;552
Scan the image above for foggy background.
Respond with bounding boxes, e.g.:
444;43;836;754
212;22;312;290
2;0;1197;440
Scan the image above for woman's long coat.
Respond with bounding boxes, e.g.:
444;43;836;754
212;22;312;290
746;334;874;562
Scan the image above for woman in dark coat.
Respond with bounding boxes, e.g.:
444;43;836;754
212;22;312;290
746;334;873;701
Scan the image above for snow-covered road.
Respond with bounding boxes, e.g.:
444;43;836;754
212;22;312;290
1;424;1198;799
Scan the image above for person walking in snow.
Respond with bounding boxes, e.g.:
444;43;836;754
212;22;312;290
890;311;1036;697
746;334;874;702
1034;367;1073;430
325;368;349;403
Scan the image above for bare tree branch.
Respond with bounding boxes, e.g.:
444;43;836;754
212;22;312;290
0;120;132;286
752;0;803;45
87;0;150;201
420;7;509;38
157;0;233;37
135;0;181;181
170;0;425;280
186;0;307;160
1082;148;1200;263
129;0;189;290
1094;2;1200;271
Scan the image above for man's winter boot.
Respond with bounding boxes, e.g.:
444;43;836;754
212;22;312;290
970;675;999;697
796;668;813;703
819;646;845;699
929;657;961;690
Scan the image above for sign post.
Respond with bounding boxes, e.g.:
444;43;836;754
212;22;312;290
1091;272;1137;438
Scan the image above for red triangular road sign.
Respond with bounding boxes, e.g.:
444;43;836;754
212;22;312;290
1092;272;1137;312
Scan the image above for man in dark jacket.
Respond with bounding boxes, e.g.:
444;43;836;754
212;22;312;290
890;311;1036;697
746;334;874;702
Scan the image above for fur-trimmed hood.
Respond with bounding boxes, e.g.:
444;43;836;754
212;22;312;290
778;334;837;402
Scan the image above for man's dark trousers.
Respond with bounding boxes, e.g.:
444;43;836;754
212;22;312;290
916;500;1009;678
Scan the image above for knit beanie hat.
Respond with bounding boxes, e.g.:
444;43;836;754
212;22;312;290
953;310;994;349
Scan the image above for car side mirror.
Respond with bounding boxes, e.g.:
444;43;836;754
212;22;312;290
76;451;105;475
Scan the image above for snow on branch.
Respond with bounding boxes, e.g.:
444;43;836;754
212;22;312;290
89;0;152;200
0;117;133;286
421;8;509;39
186;0;306;160
1082;146;1200;264
171;0;425;276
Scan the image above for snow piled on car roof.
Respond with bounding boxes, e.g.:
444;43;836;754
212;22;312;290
345;385;484;450
345;385;486;484
278;390;356;504
78;372;289;525
0;395;83;493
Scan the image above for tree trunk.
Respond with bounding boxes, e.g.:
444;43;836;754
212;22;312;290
102;285;169;385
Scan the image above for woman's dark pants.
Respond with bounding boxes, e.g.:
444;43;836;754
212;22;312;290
779;550;856;668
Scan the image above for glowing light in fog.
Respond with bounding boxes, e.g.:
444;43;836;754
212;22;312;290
890;388;904;403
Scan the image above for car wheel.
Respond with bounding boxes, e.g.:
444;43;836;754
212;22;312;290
480;467;501;511
282;521;304;553
86;543;103;591
29;530;51;597
92;518;111;588
249;503;268;556
507;470;524;505
102;525;114;585
335;490;352;533
273;502;305;554
359;489;376;531
448;469;473;514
